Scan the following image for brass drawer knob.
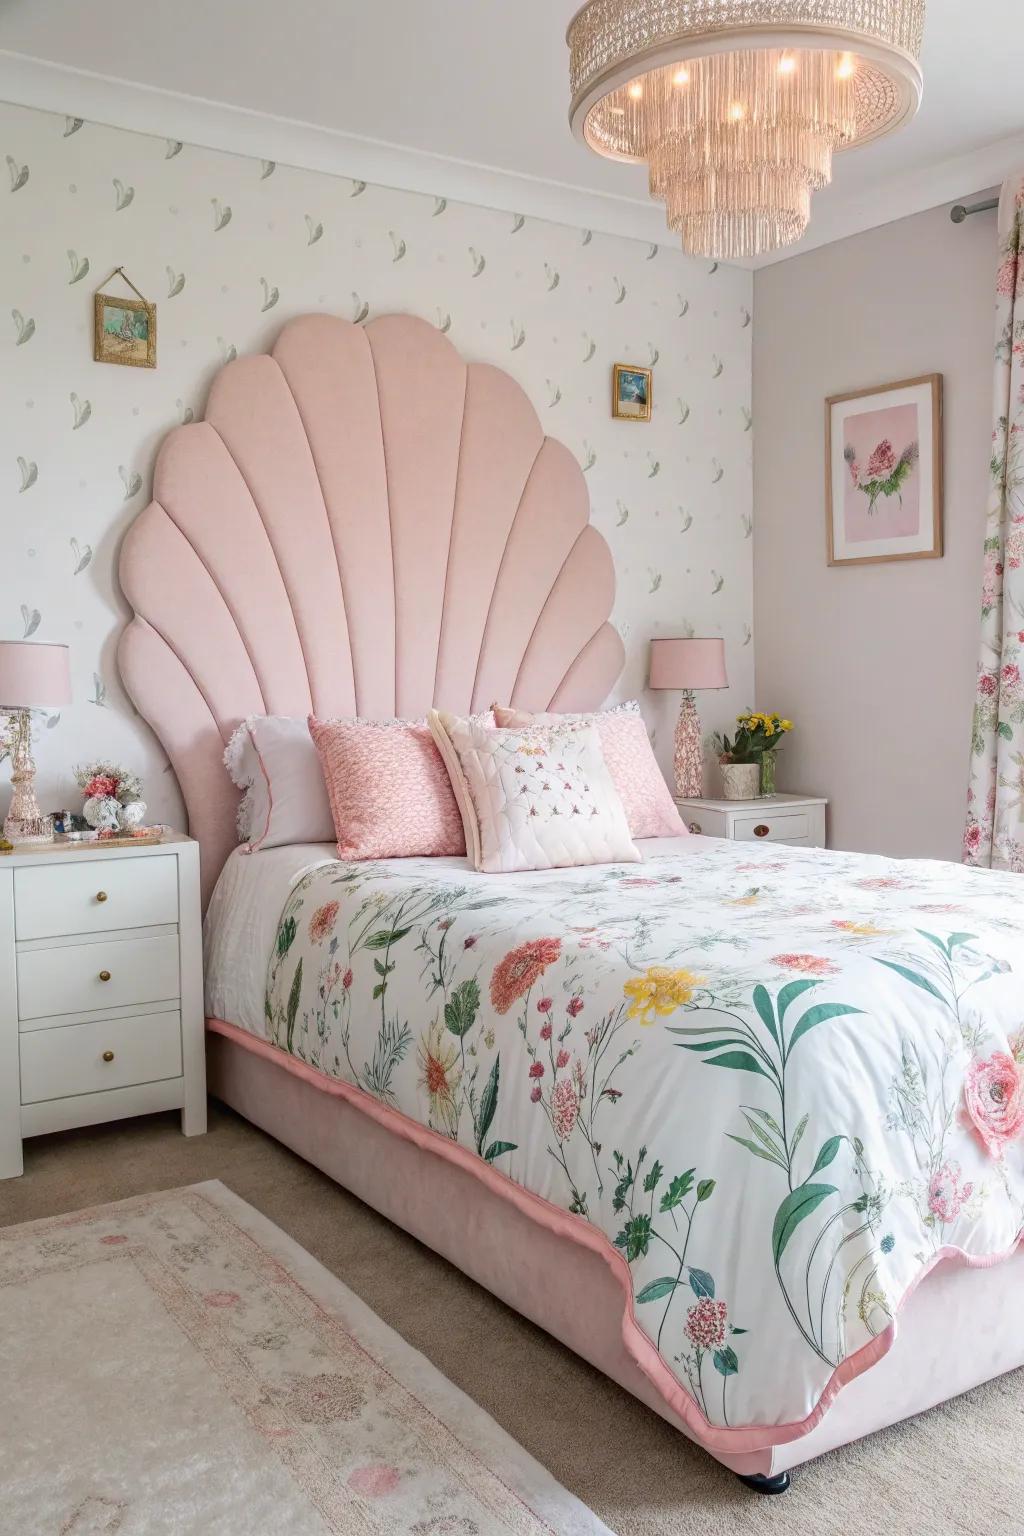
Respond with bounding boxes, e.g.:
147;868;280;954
102;1050;115;1063
754;824;770;838
98;969;112;982
95;890;108;903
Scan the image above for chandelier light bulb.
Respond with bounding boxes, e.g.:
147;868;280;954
568;1;925;260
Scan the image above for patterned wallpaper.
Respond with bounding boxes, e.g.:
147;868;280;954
1;99;753;827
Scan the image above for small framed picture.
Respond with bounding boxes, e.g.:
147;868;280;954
94;292;156;369
612;362;652;422
826;374;942;566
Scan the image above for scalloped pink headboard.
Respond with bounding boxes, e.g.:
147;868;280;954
118;312;624;905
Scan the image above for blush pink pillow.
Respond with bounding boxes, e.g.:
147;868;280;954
308;716;466;860
492;701;686;839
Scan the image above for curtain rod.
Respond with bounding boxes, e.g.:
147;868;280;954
950;197;999;224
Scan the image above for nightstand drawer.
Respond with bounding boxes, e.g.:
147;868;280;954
20;1011;182;1104
17;933;180;1020
14;855;178;941
732;811;811;843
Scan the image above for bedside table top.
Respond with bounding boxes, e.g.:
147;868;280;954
0;829;195;869
676;793;828;812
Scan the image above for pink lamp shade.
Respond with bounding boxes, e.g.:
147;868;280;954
0;642;72;708
648;637;728;692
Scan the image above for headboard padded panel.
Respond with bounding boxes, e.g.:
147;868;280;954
118;313;624;905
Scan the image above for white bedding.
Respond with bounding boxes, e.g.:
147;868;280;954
204;838;696;1032
204;834;1024;1437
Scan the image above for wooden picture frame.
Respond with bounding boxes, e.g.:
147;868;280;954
612;362;652;422
826;374;942;566
94;291;157;369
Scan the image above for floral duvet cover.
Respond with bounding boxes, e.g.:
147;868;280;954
259;837;1024;1433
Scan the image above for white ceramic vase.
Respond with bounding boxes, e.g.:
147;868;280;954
721;763;760;801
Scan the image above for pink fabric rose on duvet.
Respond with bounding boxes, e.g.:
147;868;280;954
964;1051;1024;1158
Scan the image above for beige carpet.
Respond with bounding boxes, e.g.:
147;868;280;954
2;1104;1022;1536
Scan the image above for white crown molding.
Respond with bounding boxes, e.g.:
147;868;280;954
0;49;672;252
4;48;1019;269
752;129;1024;267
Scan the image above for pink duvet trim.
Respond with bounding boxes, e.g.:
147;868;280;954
206;1015;1024;1455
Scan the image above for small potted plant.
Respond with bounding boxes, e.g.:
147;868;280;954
734;711;794;797
713;721;761;801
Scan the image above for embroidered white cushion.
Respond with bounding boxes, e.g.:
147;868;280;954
431;713;640;873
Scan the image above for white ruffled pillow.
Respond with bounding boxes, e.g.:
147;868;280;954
223;716;334;850
429;712;640;873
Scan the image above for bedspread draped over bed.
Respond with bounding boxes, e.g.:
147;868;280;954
243;838;1024;1436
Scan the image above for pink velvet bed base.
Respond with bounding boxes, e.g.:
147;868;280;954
207;1024;1024;1478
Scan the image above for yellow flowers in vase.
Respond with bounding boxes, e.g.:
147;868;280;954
715;712;794;799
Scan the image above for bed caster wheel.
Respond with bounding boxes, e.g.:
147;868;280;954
737;1471;791;1496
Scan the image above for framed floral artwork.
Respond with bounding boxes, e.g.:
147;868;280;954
825;374;942;566
94;291;156;369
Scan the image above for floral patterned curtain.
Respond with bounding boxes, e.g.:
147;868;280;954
965;174;1024;872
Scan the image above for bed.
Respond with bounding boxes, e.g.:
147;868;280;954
117;312;1024;1492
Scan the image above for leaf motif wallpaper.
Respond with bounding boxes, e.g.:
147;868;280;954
1;100;753;826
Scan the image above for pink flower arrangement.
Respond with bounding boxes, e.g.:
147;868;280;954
685;1297;728;1350
927;1162;974;1224
964;1051;1024;1158
83;773;119;799
866;439;896;479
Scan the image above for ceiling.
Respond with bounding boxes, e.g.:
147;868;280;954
2;0;1022;264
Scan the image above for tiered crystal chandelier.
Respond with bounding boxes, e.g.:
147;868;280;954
568;1;926;260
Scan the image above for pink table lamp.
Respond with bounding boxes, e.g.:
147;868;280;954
0;642;72;843
649;637;728;798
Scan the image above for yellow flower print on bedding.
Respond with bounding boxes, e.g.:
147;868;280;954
623;966;704;1026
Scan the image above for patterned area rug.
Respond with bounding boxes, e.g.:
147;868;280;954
0;1180;615;1535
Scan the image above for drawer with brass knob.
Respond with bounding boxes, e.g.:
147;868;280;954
19;1012;182;1104
16;933;179;1021
13;855;177;941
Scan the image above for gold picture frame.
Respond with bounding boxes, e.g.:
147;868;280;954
94;291;157;369
826;373;942;566
612;362;652;422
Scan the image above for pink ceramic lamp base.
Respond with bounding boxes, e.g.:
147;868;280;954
673;692;704;799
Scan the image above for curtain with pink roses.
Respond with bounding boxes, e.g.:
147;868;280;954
965;173;1024;872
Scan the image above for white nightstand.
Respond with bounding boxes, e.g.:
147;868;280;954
676;793;827;848
0;831;206;1179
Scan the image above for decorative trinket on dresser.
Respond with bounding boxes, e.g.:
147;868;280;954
74;759;147;833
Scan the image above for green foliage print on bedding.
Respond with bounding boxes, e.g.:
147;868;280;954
261;841;1024;1431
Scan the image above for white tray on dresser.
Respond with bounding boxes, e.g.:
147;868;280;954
0;831;206;1179
676;792;827;847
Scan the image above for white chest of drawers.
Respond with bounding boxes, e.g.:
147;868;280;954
0;833;206;1179
675;793;828;848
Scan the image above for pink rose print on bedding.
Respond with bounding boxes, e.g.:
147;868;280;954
964;1051;1024;1158
927;1162;974;1224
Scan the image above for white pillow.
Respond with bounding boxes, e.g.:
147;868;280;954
223;716;334;850
430;713;640;873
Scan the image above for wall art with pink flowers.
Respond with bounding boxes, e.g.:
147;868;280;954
826;374;943;566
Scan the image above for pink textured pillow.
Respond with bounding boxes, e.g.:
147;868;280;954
308;716;466;860
492;702;686;839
